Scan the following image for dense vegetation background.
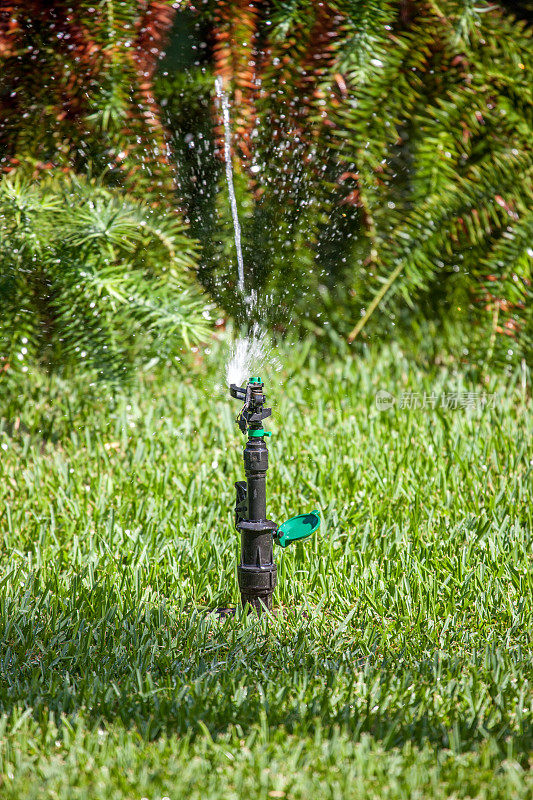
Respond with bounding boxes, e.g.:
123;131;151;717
0;1;532;385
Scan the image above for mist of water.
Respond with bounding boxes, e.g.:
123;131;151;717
216;78;281;388
225;323;281;387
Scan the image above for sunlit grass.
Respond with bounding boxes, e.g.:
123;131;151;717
0;338;531;799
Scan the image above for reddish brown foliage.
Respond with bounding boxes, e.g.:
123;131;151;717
213;2;344;160
0;1;177;196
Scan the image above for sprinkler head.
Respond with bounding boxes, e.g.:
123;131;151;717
230;376;272;435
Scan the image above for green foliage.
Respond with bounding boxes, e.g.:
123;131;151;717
162;1;532;365
0;174;209;386
0;3;213;389
1;1;531;375
0;0;177;200
0;340;531;795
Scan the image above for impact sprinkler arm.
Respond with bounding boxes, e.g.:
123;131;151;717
229;376;320;614
230;378;272;435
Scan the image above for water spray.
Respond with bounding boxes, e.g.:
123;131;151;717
229;376;320;613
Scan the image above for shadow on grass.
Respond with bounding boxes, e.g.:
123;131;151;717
0;579;530;762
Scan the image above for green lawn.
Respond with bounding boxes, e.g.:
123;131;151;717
0;339;531;799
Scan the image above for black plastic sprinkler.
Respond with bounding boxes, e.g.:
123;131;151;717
229;376;320;613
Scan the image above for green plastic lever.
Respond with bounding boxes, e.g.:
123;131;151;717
276;510;320;548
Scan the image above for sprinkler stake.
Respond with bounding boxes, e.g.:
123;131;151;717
229;377;320;613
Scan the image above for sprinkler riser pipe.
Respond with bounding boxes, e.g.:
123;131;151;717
243;436;268;519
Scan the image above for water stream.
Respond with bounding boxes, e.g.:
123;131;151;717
216;77;279;387
215;76;245;296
